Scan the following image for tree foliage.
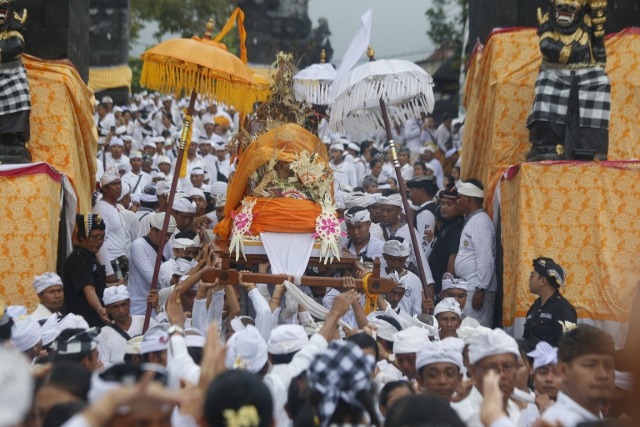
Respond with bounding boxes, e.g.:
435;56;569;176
425;0;468;48
131;0;234;41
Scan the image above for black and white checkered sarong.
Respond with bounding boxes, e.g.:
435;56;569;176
0;59;31;115
527;67;610;128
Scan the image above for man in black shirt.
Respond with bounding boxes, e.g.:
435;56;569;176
523;257;577;347
63;214;109;327
427;188;464;297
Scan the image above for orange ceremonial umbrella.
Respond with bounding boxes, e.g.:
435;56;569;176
138;8;263;331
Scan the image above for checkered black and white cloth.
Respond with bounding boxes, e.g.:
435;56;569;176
308;341;375;427
0;59;31;115
527;67;610;129
55;327;100;355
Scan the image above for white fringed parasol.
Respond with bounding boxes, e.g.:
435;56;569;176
293;50;337;105
328;57;435;136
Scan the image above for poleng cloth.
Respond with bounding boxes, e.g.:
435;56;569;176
527;67;610;128
0;59;31;115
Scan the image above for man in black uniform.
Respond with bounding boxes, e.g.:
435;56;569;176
63;214;109;327
523;257;577;347
427;187;464;298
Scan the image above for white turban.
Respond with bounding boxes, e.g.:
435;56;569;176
0;347;34;427
441;272;471;292
366;312;401;342
526;341;558;371
416;337;465;371
344;208;370;224
150;212;177;234
187;188;206;200
329;142;344;152
32;272;63;294
230;316;254;333
344;192;376;209
347;142;360;152
267;325;309;355
109;137;124;147
152;172;166;181
10;311;42;352
118;182;131;202
100;167;120;186
156;154;171;165
210;181;228;196
172;197;197;214
40;314;61;347
412;314;439;337
377;194;403;207
225;325;268;373
129;150;143;159
156;181;171;196
102;285;130;306
467;328;519;365
141;329;170;354
173;235;200;249
57;313;90;332
140;191;158;205
184;328;206;348
457;182;484;198
189;166;204;176
393;326;431;355
383;239;410;257
434;297;462;318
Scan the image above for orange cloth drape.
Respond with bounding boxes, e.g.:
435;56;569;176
462;28;640;216
500;161;640;336
215;124;328;240
235;197;321;236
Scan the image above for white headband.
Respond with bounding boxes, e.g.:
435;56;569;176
102;285;130;306
32;272;63;294
344;209;370;224
457;182;484;198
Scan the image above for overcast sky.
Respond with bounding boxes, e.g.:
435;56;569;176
132;1;435;65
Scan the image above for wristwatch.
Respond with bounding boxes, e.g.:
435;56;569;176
168;324;184;337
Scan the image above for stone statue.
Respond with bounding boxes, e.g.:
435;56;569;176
526;0;609;161
0;0;31;164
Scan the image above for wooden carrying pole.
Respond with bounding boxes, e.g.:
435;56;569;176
378;97;431;299
142;90;198;333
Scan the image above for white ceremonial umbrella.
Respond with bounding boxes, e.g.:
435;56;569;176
328;54;434;136
293;51;337;105
327;49;435;299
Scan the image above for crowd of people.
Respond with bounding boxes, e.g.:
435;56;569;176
0;93;635;427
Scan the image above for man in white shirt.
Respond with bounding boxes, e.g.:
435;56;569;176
403;118;423;155
406;176;438;254
329;142;358;191
541;325;615;427
121;150;151;199
435;113;454;155
96;285;156;365
211;137;231;182
342;206;384;263
379;239;423;317
128;213;176;315
452;328;522;427
392;326;432;383
454;180;497;327
103;137;130;172
30;272;64;322
94;168;130;283
418;146;445;189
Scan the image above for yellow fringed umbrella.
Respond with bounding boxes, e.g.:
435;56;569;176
138;8;263;332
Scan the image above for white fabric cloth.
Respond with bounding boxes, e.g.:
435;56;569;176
458;182;485;198
434;297;462;318
541;392;602;427
117;205;140;258
11;315;42;352
527;341;558;371
225;325;268;372
260;232;314;276
121;171;151;197
268;325;309;355
427;158;444;189
96;316;156;365
128;236;173;315
343;235;385;263
452;386;521;427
